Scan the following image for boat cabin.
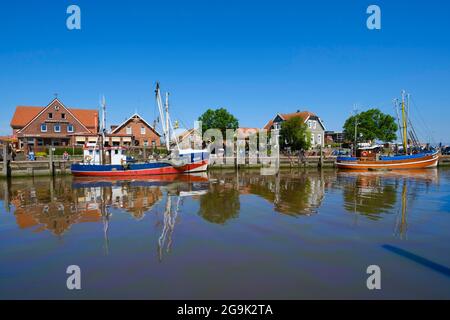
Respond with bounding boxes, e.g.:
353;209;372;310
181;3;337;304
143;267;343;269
83;143;127;165
355;144;383;159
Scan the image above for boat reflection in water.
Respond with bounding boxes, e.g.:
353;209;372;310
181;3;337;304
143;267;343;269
1;168;440;258
337;169;439;238
1;168;448;299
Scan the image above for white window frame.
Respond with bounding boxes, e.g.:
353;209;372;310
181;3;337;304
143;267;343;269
317;133;322;145
141;126;146;135
41;124;47;132
126;126;132;135
67;124;74;133
310;134;315;145
54;124;61;133
308;120;312;128
313;121;317;129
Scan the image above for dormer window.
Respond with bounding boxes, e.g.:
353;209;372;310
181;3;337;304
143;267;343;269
40;124;47;132
48;113;53;119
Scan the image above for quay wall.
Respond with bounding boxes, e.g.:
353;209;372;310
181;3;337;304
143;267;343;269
1;155;450;178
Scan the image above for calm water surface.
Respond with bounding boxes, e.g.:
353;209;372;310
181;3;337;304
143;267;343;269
1;169;450;299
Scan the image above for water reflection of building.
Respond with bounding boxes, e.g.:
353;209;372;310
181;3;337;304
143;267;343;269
76;182;162;220
3;177;163;236
1;174;210;260
206;170;326;218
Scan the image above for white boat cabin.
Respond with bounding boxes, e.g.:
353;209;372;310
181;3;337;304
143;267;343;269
83;143;127;165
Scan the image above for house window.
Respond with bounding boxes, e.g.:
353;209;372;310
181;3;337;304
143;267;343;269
48;113;53;119
54;124;61;132
41;124;47;132
61;113;66;119
274;122;281;130
313;121;317;129
308;120;312;128
67;124;74;133
37;139;44;146
141;126;146;135
126;126;132;135
152;141;156;148
311;134;315;145
317;134;322;145
144;140;148;147
27;138;35;145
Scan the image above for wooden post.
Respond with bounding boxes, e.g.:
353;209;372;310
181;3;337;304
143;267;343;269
318;145;323;168
49;147;54;176
2;144;8;177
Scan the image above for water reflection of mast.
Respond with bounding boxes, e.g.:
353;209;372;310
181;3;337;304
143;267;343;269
395;179;408;239
100;187;111;255
157;194;180;262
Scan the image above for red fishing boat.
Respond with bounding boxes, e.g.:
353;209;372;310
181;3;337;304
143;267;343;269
71;83;209;177
336;91;440;171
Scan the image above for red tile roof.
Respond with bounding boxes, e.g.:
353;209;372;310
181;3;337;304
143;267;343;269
10;106;42;128
10;106;99;132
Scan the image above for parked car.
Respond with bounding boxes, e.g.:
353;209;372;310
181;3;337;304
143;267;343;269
332;149;350;156
442;147;450;155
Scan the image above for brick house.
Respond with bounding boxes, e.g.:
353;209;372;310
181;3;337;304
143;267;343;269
110;113;161;148
10;98;98;152
264;110;326;148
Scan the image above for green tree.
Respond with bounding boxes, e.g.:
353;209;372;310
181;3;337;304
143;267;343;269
280;117;312;151
343;109;398;143
198;108;239;135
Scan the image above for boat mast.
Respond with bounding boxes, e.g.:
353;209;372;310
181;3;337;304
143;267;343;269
165;92;170;150
401;90;408;154
155;83;170;150
100;95;107;165
353;105;358;157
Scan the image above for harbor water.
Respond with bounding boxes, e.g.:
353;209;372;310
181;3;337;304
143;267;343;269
1;168;449;299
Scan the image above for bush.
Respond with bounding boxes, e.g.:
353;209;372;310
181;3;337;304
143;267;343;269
46;147;83;156
35;152;47;157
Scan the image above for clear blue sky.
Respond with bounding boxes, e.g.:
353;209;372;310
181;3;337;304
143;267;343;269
1;0;449;143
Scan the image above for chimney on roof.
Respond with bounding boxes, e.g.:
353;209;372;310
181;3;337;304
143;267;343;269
296;109;300;113
110;125;118;132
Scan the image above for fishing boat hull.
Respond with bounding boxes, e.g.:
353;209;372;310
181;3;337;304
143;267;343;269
335;152;440;170
71;159;208;177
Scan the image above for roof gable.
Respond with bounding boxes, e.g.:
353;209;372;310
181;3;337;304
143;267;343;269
264;110;325;130
11;99;98;133
111;113;161;136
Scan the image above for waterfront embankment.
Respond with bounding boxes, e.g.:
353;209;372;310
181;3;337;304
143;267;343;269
2;155;450;177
